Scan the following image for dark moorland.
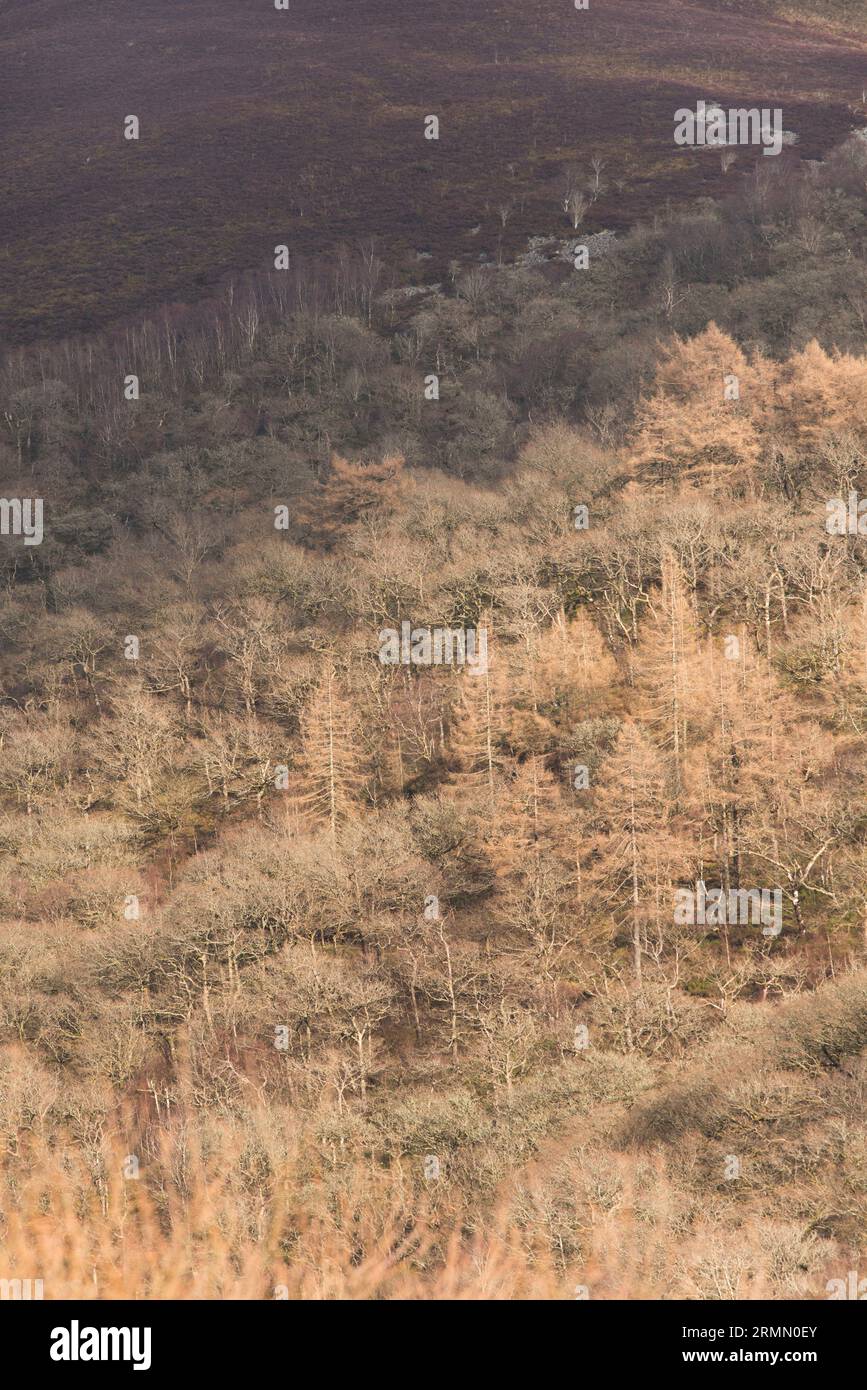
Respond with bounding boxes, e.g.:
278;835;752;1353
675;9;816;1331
2;0;867;344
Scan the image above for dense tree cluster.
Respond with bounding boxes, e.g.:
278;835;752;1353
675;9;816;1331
3;138;867;1297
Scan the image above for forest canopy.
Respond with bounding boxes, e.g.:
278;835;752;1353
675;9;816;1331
3;135;867;1300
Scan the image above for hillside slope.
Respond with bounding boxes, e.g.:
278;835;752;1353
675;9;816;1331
2;0;866;343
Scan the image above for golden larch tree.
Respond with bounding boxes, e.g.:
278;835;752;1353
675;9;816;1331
630;323;767;492
294;664;367;839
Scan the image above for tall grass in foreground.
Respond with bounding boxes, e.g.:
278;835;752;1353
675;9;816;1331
0;1127;848;1300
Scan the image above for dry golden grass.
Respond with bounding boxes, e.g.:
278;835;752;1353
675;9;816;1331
0;1129;554;1300
0;1123;848;1301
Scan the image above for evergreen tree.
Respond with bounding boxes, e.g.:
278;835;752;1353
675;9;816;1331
590;720;678;984
294;665;367;839
633;551;705;791
303;453;405;548
447;614;505;810
630;323;766;491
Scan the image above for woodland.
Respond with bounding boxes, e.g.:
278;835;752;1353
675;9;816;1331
2;137;867;1298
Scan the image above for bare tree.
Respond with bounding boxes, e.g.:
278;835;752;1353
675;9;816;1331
567;190;589;231
590;155;607;200
561;163;583;219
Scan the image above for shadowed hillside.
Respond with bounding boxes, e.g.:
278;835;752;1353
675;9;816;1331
2;0;867;343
